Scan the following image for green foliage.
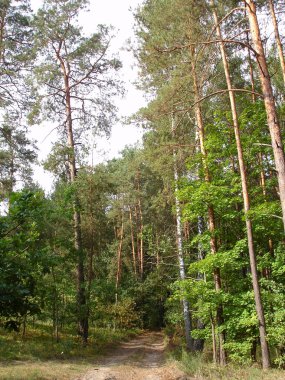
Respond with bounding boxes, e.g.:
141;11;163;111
0;322;139;362
0;190;47;319
178;349;285;379
109;298;142;329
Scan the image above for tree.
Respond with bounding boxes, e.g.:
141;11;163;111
133;0;285;367
0;190;46;325
0;112;37;198
267;0;285;86
245;0;285;234
210;0;270;368
134;0;227;360
0;0;33;108
33;0;122;344
0;0;36;200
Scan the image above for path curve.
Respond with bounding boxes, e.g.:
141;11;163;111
74;332;192;380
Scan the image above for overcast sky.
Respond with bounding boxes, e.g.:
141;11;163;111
29;0;145;192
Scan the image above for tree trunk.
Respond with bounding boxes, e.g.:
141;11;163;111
245;28;256;103
134;204;141;274
86;214;95;327
136;172;144;278
251;338;258;362
22;314;27;339
268;0;285;85
211;315;218;364
0;8;7;63
51;267;59;342
129;208;137;276
191;48;226;364
211;1;270;368
115;219;124;302
59;55;88;344
156;234;160;268
246;0;285;234
247;30;273;273
172;116;194;351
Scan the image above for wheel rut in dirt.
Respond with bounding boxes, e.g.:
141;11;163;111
75;331;192;380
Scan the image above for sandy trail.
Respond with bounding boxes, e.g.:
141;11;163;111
75;332;192;380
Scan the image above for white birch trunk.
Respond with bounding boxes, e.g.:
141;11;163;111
172;116;193;351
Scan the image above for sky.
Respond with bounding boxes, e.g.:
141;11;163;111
29;0;145;193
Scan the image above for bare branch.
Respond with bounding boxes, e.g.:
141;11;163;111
189;88;263;110
154;38;258;56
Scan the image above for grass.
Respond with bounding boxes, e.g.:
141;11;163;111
174;349;285;380
0;361;90;380
0;323;140;380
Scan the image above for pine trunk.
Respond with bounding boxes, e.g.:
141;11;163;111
246;0;285;234
211;317;218;364
60;60;88;344
129;208;137;276
268;0;285;85
191;50;226;364
115;219;124;301
136;173;144;278
212;1;270;368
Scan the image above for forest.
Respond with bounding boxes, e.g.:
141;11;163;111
0;0;285;379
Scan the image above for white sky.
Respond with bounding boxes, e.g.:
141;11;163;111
29;0;145;193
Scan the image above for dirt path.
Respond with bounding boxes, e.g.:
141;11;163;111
75;332;192;380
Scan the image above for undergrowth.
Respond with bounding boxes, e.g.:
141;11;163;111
0;323;140;379
169;347;285;380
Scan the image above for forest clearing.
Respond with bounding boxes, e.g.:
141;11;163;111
1;0;285;379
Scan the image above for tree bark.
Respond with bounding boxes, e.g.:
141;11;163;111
129;208;137;277
247;30;274;272
268;0;285;85
211;315;218;364
191;48;226;364
115;218;124;302
86;174;95;329
246;0;285;234
51;267;59;342
57;46;88;344
172;116;194;351
0;7;7;63
245;28;256;103
136;172;144;278
134;204;142;274
211;1;270;368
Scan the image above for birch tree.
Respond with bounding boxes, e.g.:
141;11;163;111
172;116;194;351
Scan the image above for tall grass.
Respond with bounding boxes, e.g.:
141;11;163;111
178;350;285;380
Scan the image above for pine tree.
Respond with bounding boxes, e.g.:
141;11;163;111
33;0;122;343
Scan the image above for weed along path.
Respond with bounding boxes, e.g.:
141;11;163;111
75;332;191;380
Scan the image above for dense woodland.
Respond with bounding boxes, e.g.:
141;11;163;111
1;0;285;374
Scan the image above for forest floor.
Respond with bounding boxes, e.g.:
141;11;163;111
75;331;191;380
0;330;190;380
1;329;285;379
